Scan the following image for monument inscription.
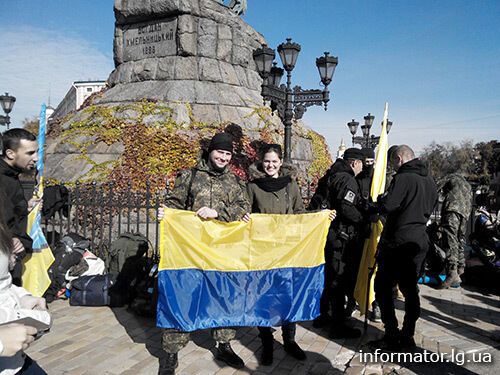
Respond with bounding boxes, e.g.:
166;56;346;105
122;18;177;62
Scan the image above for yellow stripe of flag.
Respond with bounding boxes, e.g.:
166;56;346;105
159;208;331;271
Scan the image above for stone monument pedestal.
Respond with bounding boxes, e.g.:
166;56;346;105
45;0;332;189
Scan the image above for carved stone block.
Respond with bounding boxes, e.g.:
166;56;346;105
198;57;222;82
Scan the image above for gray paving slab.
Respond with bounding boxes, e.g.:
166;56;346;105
24;284;499;374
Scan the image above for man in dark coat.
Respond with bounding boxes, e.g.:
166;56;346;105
356;147;375;200
314;148;365;338
0;129;38;286
309;159;349;328
371;145;438;350
353;147;382;322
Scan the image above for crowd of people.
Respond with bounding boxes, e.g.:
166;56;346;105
0;128;478;375
154;131;469;375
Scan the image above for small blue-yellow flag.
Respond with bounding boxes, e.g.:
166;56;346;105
22;104;55;297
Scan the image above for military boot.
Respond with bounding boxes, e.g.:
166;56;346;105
329;323;361;339
440;269;461;289
283;340;306;360
215;343;244;369
312;313;332;328
158;353;178;375
260;338;274;366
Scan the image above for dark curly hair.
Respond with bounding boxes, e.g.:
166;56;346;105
260;143;283;160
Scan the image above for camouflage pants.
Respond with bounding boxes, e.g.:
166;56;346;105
162;328;236;354
441;211;467;270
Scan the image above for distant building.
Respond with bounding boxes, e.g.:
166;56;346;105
336;138;346;159
45;105;55;123
51;80;106;120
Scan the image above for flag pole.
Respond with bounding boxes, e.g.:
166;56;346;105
360;102;389;334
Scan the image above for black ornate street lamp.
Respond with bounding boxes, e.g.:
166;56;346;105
348;113;393;149
0;93;16;129
253;38;338;162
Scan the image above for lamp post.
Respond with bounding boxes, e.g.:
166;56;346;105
0;93;16;129
347;113;393;149
253;38;338;162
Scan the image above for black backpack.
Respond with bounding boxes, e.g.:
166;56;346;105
129;257;159;317
44;233;90;303
308;171;334;211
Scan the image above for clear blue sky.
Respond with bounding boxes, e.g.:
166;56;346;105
1;0;499;154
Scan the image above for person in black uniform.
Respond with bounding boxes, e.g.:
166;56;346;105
356;148;375;200
371;145;438;350
320;148;365;338
352;147;382;322
309;159;346;328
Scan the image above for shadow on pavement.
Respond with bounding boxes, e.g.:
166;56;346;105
462;288;500;308
111;306;163;358
110;307;343;373
421;295;500;344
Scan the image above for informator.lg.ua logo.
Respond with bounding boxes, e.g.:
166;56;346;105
359;349;493;366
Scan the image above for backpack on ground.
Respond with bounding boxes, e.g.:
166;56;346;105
66;253;106;282
129;256;159;317
69;274;114;306
105;232;149;307
44;233;90;303
105;232;149;275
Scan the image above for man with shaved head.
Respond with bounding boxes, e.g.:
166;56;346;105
370;145;438;351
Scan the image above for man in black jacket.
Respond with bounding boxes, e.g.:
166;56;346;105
372;145;437;350
309;159;346;328
0;129;39;285
317;148;365;339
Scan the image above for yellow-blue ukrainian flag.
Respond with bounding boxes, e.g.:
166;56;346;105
354;103;389;315
22;104;55;297
157;208;331;331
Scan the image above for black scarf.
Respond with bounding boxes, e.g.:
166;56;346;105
253;175;291;192
207;158;226;174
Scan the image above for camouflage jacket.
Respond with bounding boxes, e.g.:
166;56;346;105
439;173;472;218
165;157;250;222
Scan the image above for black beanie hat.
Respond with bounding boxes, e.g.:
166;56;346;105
388;145;399;160
361;147;375;159
343;148;364;161
208;132;233;153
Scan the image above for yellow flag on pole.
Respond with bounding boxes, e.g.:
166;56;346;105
354;103;389;315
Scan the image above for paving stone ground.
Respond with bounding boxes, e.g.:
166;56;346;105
26;284;499;374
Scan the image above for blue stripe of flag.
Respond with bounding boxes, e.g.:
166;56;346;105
156;265;324;331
